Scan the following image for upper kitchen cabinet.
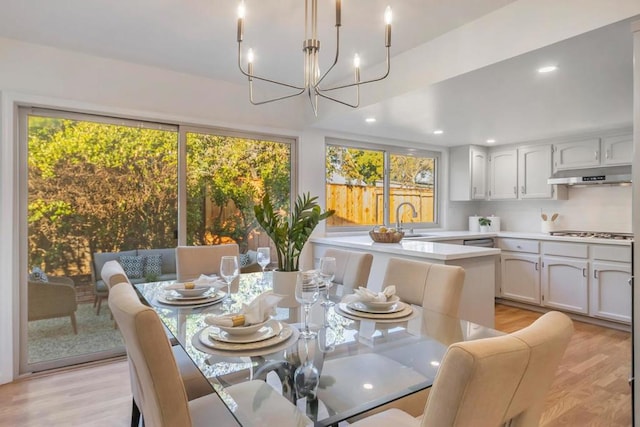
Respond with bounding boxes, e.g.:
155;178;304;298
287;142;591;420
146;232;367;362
487;144;565;200
518;144;566;199
488;149;517;200
552;131;632;171
602;133;633;166
450;145;487;201
553;138;601;171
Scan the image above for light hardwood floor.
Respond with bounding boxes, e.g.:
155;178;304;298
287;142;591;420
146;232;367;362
0;304;632;426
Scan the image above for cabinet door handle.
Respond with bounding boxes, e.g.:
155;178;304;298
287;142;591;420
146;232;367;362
513;186;517;195
629;277;634;287
535;262;539;271
606;149;610;160
521;186;526;195
594;269;598;279
473;186;476;196
594;151;598;160
582;268;587;277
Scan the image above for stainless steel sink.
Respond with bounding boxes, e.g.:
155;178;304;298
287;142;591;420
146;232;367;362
402;233;436;238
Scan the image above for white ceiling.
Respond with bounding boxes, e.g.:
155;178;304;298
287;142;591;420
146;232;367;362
0;0;634;147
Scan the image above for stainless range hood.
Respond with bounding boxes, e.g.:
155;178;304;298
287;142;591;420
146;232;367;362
547;166;632;185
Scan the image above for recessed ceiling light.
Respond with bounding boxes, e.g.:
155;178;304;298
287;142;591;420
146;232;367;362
365;117;376;123
433;129;444;135
486;139;496;144
537;65;558;73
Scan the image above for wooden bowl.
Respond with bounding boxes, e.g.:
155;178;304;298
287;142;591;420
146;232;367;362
369;230;404;243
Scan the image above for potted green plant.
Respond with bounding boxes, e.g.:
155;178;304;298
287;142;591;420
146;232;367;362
254;192;334;272
478;217;492;232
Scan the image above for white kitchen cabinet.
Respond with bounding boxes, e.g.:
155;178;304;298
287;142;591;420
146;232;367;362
488;149;517;200
590;261;631;323
449;145;487;201
541;256;589;315
518;144;558;199
553;138;601;171
497;238;541;304
589;244;631;324
500;253;540;304
602;133;633;166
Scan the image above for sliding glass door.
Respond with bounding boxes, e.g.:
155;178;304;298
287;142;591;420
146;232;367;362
21;108;178;372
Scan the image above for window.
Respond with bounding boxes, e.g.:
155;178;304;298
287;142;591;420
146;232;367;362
19;107;295;372
184;128;293;251
326;141;439;230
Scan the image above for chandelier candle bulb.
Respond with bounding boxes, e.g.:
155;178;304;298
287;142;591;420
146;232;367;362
236;1;245;42
336;0;341;27
385;6;392;47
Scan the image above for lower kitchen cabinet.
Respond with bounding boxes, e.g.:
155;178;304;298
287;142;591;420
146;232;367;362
500;253;540;304
497;237;631;326
590;261;632;323
541;256;589;315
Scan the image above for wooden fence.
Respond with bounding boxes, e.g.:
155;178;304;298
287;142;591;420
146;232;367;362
326;184;434;227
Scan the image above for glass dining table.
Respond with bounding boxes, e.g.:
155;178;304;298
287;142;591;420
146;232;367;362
134;272;501;426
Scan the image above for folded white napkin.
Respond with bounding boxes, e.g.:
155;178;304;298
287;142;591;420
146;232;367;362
205;291;284;327
165;274;225;291
342;285;396;304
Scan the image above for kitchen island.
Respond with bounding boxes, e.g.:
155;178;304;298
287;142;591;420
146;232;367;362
310;235;500;328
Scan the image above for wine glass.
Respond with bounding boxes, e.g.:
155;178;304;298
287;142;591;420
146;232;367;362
220;255;239;304
318;256;336;306
295;271;319;338
256;247;271;287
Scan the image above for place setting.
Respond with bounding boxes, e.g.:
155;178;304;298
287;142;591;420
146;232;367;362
156;274;227;307
194;291;299;356
335;285;416;323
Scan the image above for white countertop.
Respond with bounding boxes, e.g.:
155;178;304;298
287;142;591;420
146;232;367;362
311;230;632;261
411;230;632;246
310;235;500;261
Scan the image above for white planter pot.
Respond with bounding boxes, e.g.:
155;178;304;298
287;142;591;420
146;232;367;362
480;225;490;233
272;270;299;307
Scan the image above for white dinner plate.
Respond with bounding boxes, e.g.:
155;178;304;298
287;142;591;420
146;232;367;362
209;320;282;344
199;322;294;351
166;289;217;300
157;292;225;306
336;302;414;321
348;300;405;314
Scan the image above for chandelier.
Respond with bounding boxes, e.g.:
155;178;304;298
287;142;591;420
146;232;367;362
236;0;392;116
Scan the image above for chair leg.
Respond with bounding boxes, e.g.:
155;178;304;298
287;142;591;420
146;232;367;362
70;312;78;334
131;398;141;427
96;296;102;315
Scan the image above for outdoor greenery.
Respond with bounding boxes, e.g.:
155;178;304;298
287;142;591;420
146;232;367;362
28;116;291;277
326;146;434;188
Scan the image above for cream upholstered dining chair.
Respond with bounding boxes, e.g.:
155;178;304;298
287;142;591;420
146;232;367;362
323;248;373;296
382;257;465;317
102;260;215;425
350;311;574;427
108;283;312;427
176;244;240;286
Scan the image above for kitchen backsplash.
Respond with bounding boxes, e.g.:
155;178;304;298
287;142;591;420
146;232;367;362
448;185;632;233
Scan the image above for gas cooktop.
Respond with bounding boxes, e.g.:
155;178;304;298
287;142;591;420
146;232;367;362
549;230;634;240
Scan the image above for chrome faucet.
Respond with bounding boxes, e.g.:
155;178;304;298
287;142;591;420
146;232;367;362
395;202;418;230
